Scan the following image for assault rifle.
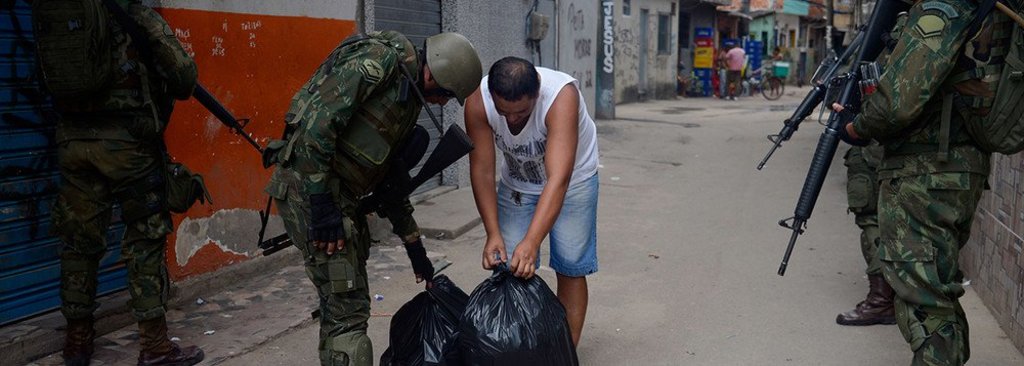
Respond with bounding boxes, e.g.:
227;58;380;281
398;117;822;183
259;64;475;256
756;31;864;170
776;0;910;276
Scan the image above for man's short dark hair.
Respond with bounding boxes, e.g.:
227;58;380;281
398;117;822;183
487;56;540;101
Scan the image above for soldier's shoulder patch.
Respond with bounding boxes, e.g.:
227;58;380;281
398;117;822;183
360;59;385;83
921;2;960;19
914;14;947;39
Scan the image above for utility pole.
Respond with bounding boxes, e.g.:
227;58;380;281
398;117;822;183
826;0;834;51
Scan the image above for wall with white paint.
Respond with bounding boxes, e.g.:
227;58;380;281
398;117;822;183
556;0;598;115
614;0;680;103
141;0;360;278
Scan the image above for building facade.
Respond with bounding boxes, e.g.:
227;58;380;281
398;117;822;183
0;0;599;326
614;0;681;103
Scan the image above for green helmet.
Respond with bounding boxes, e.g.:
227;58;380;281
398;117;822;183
425;32;482;105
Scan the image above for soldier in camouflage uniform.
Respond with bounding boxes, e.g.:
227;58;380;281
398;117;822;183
840;0;1015;363
837;144;897;326
44;1;204;366
262;30;481;366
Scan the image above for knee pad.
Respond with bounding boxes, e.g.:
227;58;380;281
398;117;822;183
321;332;372;366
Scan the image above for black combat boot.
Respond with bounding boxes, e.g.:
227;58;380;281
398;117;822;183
137;316;204;366
836;274;897;326
63;317;95;366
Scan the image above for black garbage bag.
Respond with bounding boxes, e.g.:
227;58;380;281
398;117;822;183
381;275;469;366
458;266;579;366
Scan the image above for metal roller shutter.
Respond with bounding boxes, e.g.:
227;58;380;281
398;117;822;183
0;0;128;325
374;0;444;194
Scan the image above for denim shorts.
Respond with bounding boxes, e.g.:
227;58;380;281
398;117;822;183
497;173;599;277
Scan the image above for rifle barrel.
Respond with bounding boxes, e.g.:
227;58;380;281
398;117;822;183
193;84;264;153
757;139;783;170
778;219;805;276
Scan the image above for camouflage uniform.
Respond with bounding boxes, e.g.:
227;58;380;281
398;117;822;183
844;144;884;276
264;31;424;366
850;0;1003;363
52;1;197;322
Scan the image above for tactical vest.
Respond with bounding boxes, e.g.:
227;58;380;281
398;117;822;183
44;3;157;115
333;85;422;197
943;0;1024;154
275;32;423;198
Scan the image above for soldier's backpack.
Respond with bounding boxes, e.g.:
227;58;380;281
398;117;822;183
31;0;114;98
947;0;1024;154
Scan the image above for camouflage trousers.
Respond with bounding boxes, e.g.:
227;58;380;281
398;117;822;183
270;169;373;366
52;139;173;321
877;171;986;366
845;146;882;276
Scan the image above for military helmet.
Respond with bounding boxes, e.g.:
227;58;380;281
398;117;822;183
425;32;482;105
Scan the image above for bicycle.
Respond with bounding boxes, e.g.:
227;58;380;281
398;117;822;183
744;67;785;101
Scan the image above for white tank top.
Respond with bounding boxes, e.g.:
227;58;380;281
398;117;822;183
480;67;599;195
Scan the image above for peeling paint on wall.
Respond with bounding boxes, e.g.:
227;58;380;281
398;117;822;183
174;208;285;266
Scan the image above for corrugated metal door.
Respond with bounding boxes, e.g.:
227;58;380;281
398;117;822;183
374;0;444;194
0;0;128;325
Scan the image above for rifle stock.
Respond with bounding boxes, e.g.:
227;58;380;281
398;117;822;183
777;0;910;276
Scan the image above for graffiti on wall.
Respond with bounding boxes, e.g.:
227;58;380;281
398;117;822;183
559;0;597;109
173;18;269;61
615;27;639;89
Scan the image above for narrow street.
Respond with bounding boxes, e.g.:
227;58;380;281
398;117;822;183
217;90;1024;365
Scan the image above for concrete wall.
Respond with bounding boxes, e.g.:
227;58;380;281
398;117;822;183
614;0;680;103
438;0;552;188
139;0;358;279
556;0;599;114
962;154;1024;354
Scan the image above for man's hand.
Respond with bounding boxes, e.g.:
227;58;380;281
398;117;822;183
309;193;345;255
509;241;540;279
481;235;507;270
831;103;870;147
404;239;434;283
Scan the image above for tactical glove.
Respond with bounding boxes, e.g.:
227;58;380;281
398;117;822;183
839;122;870;147
308;193;345;243
404;239;434;282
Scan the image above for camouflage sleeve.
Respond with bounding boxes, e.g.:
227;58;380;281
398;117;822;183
852;0;976;140
377;198;421;243
130;5;197;100
291;42;401;195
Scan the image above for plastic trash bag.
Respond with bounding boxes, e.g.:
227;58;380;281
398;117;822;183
381;275;468;366
457;266;579;366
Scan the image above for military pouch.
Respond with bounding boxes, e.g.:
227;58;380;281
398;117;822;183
340;120;392;168
165;162;212;213
846;174;875;211
325;218;365;294
262;139;288;168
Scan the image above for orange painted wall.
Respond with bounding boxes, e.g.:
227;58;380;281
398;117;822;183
153;8;356;279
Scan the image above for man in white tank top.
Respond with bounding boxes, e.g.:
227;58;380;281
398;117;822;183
465;56;600;347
